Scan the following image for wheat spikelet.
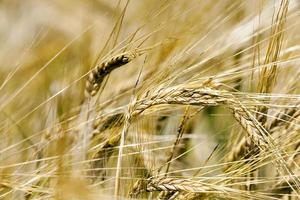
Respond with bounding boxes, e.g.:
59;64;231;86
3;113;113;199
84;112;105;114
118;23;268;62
132;87;230;115
225;104;300;164
85;52;137;97
146;177;209;193
145;177;271;199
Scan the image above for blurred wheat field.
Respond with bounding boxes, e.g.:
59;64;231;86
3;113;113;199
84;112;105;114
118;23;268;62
0;0;300;199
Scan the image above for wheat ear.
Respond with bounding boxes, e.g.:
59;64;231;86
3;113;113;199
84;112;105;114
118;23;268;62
145;177;270;199
226;104;300;164
85;52;137;97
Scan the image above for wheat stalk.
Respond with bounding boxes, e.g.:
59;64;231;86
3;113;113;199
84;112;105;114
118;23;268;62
226;104;300;164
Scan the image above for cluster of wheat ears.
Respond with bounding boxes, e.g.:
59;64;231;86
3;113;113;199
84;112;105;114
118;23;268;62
0;0;300;199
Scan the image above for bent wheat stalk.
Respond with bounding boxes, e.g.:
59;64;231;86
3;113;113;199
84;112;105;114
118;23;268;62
95;86;258;151
226;103;300;165
133;86;300;190
130;87;267;149
91;85;299;193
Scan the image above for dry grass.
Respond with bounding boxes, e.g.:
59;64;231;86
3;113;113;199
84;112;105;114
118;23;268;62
0;0;300;199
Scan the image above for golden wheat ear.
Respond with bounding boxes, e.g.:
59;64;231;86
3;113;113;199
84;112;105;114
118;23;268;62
85;53;136;97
